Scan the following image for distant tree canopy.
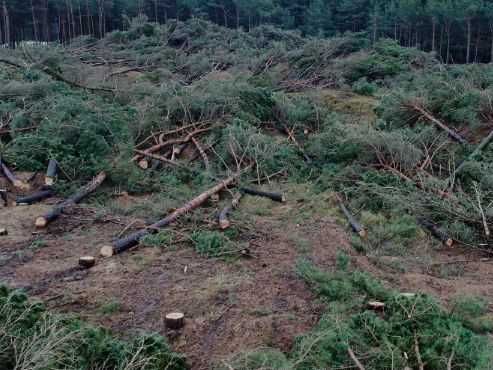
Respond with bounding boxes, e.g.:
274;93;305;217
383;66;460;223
4;0;493;63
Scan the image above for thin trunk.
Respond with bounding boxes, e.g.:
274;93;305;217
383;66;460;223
466;18;472;63
431;18;436;52
3;1;10;48
78;2;83;35
31;0;38;41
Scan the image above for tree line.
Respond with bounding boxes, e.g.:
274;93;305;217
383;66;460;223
3;0;493;63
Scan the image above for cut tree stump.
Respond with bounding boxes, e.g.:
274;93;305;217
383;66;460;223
45;159;58;186
0;159;30;190
0;228;7;236
218;193;243;230
35;172;106;228
336;195;367;238
240;187;286;202
15;187;54;206
368;301;385;311
79;256;96;269
418;218;453;247
100;169;248;257
165;312;185;330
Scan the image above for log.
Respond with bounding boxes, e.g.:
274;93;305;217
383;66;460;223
15;187;54;206
165;312;185;330
0;189;7;206
336;195;367;238
134;150;187;169
418;218;453;247
35;172;106;228
78;256;96;269
367;301;385;311
191;136;210;170
100;169;247;257
240;187;286;203
0;228;7;236
218;193;243;230
408;104;467;144
0;159;30;190
448;129;493;188
45;159;58;186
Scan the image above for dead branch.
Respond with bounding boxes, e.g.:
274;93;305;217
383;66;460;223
347;347;366;370
473;183;490;238
406;103;467;144
218;193;243;230
191;136;210;170
100;167;250;257
134;150;187;169
414;333;425;370
35;172;106;228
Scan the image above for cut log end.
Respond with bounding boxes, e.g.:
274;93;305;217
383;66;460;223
165;312;185;330
100;245;115;257
13;180;30;191
79;256;96;269
445;238;454;248
368;301;385;311
138;159;149;170
219;219;231;230
358;229;368;238
45;177;54;186
35;217;48;228
0;228;8;236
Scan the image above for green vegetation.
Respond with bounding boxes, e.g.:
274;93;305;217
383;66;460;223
0;286;186;370
225;260;492;369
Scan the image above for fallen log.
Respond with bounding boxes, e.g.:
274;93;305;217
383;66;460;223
418;218;453;247
191;136;210;170
35;172;106;228
0;228;7;236
408;103;467;144
240;187;286;203
0;159;30;190
100;169;247;257
336;195;367;238
134;150;187;169
218;193;243;230
45;159;58;186
448;129;493;189
15;187;54;206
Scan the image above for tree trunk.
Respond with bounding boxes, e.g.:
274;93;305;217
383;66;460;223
101;170;247;256
431;19;436;52
15;188;54;206
336;195;366;238
0;159;29;190
466;18;472;64
31;0;38;42
240;187;285;202
35;172;106;228
45;159;58;186
418;218;453;247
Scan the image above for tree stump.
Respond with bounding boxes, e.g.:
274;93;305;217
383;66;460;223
79;256;96;269
165;312;185;330
0;228;8;236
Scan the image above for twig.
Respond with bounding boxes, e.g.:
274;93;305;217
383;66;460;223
347;347;366;370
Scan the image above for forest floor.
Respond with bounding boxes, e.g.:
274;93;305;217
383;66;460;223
2;173;493;369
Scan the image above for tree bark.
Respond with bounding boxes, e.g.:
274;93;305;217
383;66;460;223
15;188;54;206
418;218;453;247
240;187;285;202
407;103;467;144
35;172;106;228
101;169;247;256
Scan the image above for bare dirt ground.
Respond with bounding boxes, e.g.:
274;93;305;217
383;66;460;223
2;176;493;369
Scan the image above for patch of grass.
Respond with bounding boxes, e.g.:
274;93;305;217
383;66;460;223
191;230;232;257
99;300;122;315
140;230;175;248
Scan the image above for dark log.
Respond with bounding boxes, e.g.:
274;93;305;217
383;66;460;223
35;172;106;228
0;189;7;206
218;193;243;230
240;187;286;203
165;312;185;330
367;301;385;311
418;218;453;247
78;256;96;269
101;169;247;257
0;159;30;190
336;195;367;238
45;159;58;186
0;228;7;236
15;187;54;206
448;129;493;188
408;104;467;144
